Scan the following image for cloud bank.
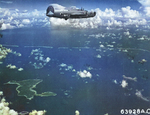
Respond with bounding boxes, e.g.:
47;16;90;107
138;0;150;16
49;5;146;28
138;0;150;7
0;8;48;30
0;3;150;30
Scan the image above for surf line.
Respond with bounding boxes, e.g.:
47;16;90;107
1;44;19;47
24;46;53;49
118;47;150;53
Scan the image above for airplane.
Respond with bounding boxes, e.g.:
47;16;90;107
46;4;96;20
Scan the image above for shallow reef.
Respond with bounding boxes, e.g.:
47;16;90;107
29;110;46;115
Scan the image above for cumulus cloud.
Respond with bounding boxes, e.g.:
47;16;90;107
138;0;150;16
0;1;13;4
144;7;150;16
22;19;30;24
49;6;144;28
121;6;140;18
77;70;92;78
0;8;10;17
1;23;15;30
106;18;122;27
124;18;147;26
32;9;40;17
96;8;116;17
138;0;150;7
0;7;47;30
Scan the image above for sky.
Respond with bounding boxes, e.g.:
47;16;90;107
0;0;150;29
0;0;142;10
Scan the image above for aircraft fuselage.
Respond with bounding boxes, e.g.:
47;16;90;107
46;5;96;20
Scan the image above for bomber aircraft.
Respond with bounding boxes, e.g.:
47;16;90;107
46;4;96;20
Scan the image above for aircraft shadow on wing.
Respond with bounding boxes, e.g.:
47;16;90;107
46;4;96;20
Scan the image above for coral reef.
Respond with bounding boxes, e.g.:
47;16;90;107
29;49;51;69
29;110;46;115
135;89;149;102
35;92;57;97
122;75;137;82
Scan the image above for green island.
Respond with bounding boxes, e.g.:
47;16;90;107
5;79;57;100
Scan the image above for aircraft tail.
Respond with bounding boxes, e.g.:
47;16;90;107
46;5;54;16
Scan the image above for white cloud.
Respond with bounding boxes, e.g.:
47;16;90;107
32;9;40;17
15;9;19;12
3;9;11;17
107;18;122;27
49;6;144;28
0;1;13;4
22;19;30;24
8;16;13;22
18;24;24;28
97;8;116;17
138;0;150;17
77;70;92;78
121;80;128;88
121;6;140;18
138;0;150;7
124;19;147;26
1;23;15;30
50;18;70;26
0;4;149;30
144;7;150;16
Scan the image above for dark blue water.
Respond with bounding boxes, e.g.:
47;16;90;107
0;25;150;115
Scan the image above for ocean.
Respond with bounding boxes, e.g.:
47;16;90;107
0;25;150;115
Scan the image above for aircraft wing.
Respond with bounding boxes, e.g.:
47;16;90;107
70;13;83;15
70;12;86;15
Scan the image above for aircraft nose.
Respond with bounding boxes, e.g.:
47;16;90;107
94;12;96;16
